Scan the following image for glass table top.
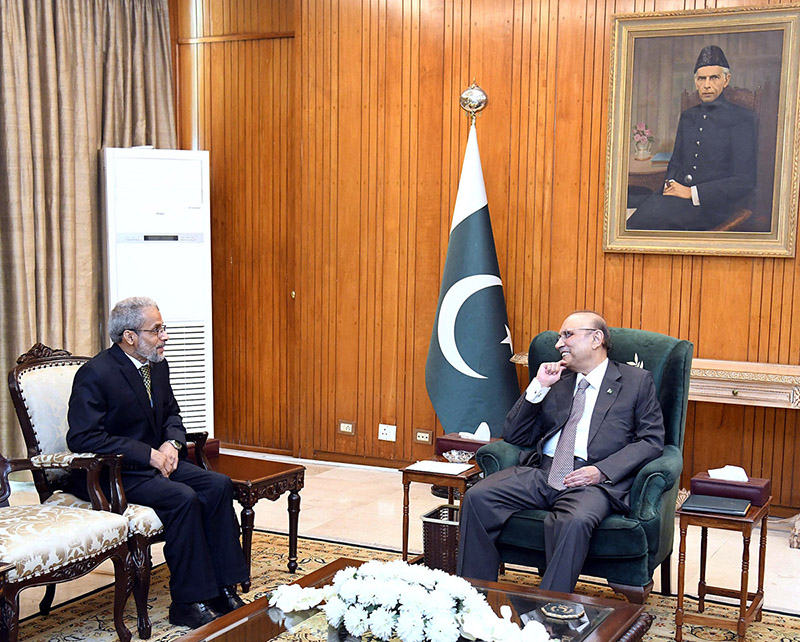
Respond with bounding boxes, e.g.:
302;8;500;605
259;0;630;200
176;559;643;642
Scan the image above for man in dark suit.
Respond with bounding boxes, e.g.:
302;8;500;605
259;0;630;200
626;45;757;231
456;311;664;592
67;297;248;629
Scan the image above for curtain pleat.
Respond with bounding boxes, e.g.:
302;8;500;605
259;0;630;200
0;0;176;456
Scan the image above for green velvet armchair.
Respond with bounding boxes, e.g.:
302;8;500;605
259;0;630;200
475;327;693;603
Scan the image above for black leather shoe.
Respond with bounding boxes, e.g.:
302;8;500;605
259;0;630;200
208;585;246;614
168;601;219;628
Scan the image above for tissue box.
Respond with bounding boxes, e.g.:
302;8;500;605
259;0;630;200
435;433;500;455
690;472;771;506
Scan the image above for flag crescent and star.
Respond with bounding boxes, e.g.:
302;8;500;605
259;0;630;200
425;123;520;436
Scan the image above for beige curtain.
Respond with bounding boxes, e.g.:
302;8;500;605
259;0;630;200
0;0;176;457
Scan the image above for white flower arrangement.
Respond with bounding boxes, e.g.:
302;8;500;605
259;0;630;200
269;560;553;642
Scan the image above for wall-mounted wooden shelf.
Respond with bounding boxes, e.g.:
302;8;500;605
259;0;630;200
511;354;800;409
689;359;800;409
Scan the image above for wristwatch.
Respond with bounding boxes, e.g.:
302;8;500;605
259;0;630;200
167;439;182;452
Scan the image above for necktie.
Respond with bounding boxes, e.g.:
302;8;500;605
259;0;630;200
547;378;590;490
140;364;152;404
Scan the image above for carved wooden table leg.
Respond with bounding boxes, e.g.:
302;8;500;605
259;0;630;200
238;498;256;592
402;480;410;560
212;457;306;591
675;519;688;642
287;489;301;573
738;528;752;642
756;516;767;622
698;526;708;611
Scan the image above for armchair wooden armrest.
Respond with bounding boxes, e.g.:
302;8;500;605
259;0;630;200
186;431;211;469
5;453;126;514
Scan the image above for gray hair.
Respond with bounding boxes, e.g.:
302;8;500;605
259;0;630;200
573;309;613;352
109;297;160;344
694;66;730;81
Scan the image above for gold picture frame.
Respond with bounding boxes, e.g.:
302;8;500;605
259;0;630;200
603;5;800;257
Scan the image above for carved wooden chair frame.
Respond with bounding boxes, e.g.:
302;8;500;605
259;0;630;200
7;343;210;639
0;453;132;642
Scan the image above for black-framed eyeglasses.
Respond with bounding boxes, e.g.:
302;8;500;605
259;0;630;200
129;325;168;337
557;328;599;342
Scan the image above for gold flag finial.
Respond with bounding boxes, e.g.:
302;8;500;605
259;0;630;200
459;82;487;125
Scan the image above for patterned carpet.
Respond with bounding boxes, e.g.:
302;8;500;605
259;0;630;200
18;532;800;642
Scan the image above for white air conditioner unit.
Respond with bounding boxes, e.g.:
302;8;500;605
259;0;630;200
104;147;214;436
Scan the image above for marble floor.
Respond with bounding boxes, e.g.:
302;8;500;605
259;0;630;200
9;449;800;620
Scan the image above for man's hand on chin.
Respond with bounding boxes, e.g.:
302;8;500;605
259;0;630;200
536;360;567;387
563;465;607;487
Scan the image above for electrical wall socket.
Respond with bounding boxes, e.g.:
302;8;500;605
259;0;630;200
338;420;356;435
378;423;397;442
413;429;433;445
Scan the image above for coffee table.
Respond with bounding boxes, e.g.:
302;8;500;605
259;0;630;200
206;454;305;589
176;558;653;642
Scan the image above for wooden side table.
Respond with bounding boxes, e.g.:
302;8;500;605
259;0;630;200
399;458;481;561
207;454;305;590
675;497;771;642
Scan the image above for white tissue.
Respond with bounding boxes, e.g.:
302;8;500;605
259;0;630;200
708;465;749;482
458;422;491;442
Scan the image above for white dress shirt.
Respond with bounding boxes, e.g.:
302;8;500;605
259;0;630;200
524;359;609;460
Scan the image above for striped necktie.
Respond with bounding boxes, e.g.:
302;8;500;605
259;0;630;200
547;378;590;490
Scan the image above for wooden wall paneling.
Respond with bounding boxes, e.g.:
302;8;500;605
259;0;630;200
695;260;749;360
779;259;796;364
359;0;378;461
409;0;446;449
586;0;611;317
174;0;296;451
397;0;420;461
401;0;425;462
372;0;389;459
757;259;776;362
575;0;597;308
333;0;361;458
172;0;800;512
529;0;556;338
504;0;526;343
297;0;311;457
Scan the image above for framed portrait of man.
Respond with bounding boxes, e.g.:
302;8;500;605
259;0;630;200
603;6;800;257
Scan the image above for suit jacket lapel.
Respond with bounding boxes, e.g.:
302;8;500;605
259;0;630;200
587;360;622;447
110;344;157;431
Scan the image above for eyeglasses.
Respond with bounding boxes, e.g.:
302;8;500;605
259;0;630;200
130;325;168;337
557;328;599;342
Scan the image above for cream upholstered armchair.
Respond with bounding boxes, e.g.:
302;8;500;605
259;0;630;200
7;343;212;640
0;453;132;642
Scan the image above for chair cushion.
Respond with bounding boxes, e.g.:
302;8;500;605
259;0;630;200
0;505;128;582
44;492;165;537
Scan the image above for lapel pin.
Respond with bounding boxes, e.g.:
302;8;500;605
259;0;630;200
607;388;613;394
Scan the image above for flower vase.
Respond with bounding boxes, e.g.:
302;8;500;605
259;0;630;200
633;140;652;161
